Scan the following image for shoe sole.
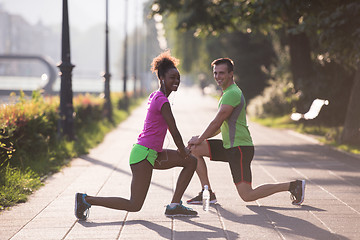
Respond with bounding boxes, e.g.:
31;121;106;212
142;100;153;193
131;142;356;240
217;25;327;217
74;193;86;220
186;200;217;205
165;213;198;217
74;193;80;219
292;180;306;205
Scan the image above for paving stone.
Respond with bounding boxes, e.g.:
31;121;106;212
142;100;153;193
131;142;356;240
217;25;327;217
1;87;359;240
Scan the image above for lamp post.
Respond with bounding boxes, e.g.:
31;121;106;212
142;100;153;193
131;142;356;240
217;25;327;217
122;0;129;109
133;0;138;98
58;0;75;140
141;6;147;95
103;0;112;121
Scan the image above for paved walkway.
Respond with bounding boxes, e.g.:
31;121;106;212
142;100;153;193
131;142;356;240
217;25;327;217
1;87;359;240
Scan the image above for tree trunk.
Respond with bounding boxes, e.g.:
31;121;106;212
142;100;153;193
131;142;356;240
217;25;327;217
288;32;314;89
341;64;360;147
287;32;315;112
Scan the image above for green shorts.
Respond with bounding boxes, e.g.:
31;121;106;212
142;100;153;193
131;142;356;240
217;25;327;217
129;144;158;167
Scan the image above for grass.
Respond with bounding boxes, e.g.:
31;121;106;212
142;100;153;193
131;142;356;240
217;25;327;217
251;115;360;155
0;167;42;207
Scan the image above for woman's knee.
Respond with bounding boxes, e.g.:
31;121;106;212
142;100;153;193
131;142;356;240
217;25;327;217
184;155;197;170
127;201;144;212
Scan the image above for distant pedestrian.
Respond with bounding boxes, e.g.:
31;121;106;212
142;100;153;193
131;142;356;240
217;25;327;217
75;50;197;220
187;58;305;206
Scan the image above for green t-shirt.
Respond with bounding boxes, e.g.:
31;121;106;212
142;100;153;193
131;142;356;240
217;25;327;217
219;84;253;148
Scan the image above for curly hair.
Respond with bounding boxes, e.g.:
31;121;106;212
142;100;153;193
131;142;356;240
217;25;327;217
151;50;180;79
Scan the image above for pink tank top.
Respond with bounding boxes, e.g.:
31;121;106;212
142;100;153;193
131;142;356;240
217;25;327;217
136;91;169;152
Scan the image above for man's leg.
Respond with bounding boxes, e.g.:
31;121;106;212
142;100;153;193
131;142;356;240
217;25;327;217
228;146;304;204
190;141;213;190
186;140;221;204
236;182;290;202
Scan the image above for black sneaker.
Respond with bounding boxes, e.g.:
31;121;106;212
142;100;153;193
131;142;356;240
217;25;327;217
75;193;91;220
165;201;198;217
187;189;217;205
290;180;306;205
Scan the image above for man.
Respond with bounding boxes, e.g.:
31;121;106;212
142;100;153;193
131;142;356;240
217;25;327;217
187;58;305;205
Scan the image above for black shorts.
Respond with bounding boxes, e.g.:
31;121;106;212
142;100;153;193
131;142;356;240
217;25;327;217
206;139;254;185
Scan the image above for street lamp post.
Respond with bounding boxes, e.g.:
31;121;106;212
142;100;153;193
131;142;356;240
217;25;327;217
58;0;75;140
133;0;138;98
103;0;113;121
122;0;129;109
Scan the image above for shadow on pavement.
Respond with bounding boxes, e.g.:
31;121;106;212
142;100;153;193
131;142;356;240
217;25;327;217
254;205;326;212
78;220;124;228
79;218;238;240
214;204;349;240
173;217;239;239
247;205;349;240
254;144;360;186
255;144;360;170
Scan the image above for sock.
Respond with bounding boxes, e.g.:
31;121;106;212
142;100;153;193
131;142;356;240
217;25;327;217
169;203;180;208
83;195;91;207
202;189;213;193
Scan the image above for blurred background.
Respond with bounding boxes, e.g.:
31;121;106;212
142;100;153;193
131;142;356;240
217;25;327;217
0;0;359;146
0;0;160;94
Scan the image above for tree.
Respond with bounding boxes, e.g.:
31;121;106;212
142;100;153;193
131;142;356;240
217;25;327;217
152;0;317;110
341;65;360;146
314;1;360;146
151;0;360;146
152;0;276;99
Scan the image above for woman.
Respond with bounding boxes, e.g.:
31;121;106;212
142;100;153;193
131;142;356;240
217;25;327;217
75;50;197;220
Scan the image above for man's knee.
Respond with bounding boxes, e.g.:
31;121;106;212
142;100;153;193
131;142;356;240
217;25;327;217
239;192;253;202
190;144;206;157
237;183;254;202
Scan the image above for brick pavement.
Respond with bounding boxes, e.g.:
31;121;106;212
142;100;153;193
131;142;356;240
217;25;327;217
0;87;359;240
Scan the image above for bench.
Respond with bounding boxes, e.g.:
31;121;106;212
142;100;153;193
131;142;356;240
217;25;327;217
291;99;329;121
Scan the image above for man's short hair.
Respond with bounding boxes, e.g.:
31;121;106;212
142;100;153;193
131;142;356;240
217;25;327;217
211;58;234;72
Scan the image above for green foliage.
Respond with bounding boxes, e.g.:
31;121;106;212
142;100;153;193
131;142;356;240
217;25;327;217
251;116;360;155
313;1;360;70
250;115;297;129
162;11;276;99
0;166;42;210
0;91;59;168
247;76;297;118
220;31;275;100
152;0;360;145
0;91;142;209
0;129;14;167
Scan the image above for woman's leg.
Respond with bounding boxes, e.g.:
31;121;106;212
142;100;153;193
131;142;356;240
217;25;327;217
154;149;197;203
85;160;153;212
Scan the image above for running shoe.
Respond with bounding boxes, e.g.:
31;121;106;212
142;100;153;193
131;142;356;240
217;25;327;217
290;180;306;205
75;193;91;220
165;201;198;216
187;189;217;205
